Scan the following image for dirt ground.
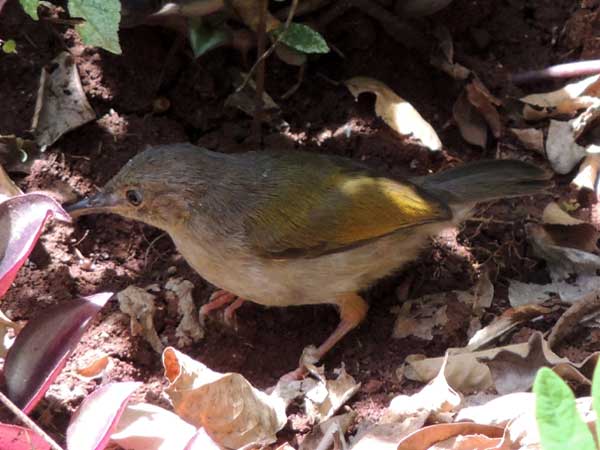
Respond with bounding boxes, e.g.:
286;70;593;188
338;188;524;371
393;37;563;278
0;0;597;446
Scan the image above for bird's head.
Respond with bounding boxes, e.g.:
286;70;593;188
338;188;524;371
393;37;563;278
66;144;211;231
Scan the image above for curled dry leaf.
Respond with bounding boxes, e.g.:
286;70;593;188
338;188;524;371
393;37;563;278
521;74;600;120
117;286;164;353
165;278;204;346
345;76;442;151
392;301;448;341
396;423;504;450
465;78;502;138
429;26;470;81
110;402;197;450
350;417;426;450
548;291;600;349
3;292;113;412
466;304;551;351
572;101;600;141
31;52;96;147
303;364;360;423
509;127;545;153
0;193;71;299
385;355;461;424
480;332;584;395
67;381;141;450
452;90;487;148
162;346;287;449
573;154;600;192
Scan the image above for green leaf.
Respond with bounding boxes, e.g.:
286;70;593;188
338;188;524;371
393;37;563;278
188;21;229;58
68;0;121;54
592;361;600;443
534;367;596;450
272;23;329;54
2;39;16;54
19;0;39;20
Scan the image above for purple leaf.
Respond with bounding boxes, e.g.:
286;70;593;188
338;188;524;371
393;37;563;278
3;293;112;413
0;194;70;299
0;423;50;450
67;381;141;450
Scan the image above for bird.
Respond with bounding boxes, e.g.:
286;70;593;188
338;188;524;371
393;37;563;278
66;143;551;377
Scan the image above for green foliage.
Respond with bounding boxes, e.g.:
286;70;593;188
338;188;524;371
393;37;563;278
2;39;17;54
272;23;329;54
534;367;596;450
68;0;121;54
19;0;39;20
188;21;229;58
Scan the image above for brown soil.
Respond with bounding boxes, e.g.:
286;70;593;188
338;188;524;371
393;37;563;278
0;0;596;447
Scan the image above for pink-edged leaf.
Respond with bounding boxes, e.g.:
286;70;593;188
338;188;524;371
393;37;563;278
0;423;51;450
3;292;113;413
0;194;70;299
67;381;141;450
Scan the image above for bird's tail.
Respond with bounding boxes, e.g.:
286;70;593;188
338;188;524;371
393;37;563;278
411;159;552;205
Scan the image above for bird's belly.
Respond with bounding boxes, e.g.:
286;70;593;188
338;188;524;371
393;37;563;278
172;222;449;307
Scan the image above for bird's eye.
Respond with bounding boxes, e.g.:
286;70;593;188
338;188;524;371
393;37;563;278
126;189;143;206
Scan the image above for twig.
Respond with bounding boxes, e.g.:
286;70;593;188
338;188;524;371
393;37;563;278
252;0;269;144
511;59;600;84
236;0;299;93
0;390;63;450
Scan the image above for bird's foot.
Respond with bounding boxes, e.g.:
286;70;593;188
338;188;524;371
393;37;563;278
200;290;246;328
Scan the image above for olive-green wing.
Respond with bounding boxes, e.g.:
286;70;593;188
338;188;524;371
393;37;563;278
244;162;451;259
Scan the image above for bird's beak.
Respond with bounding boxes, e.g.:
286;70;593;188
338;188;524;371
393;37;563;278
65;191;119;218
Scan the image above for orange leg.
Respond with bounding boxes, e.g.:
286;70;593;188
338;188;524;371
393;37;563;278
199;290;237;317
224;298;246;326
282;293;369;380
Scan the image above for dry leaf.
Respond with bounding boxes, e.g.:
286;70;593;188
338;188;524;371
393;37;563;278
396;423;504;450
508;280;557;307
31;52;96;147
481;332;573;395
429;26;470;81
165;278;204;346
543;202;585;225
509;127;545;153
110;403;198;450
393;301;448;341
345;77;442;151
117;286;163;354
299;412;355;450
385;355;461;423
572;154;600;191
304;364;360;423
545;119;587;174
465;78;502;138
548;291;600;348
521;74;600;120
453;90;487;148
572;101;600;141
456;272;494;313
350;417;426;450
456;392;535;426
0;164;22;200
429;433;503;449
162;347;287;449
466;305;551;351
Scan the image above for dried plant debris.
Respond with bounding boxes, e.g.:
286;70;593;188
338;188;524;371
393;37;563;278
509;127;545;153
117;286;164;354
165;278;204;346
163;347;288;449
452;89;488;148
521;74;600;121
31;52;96;148
404;332;598;394
345;76;442;151
429;26;470;81
303;363;360;423
546;119;587;174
